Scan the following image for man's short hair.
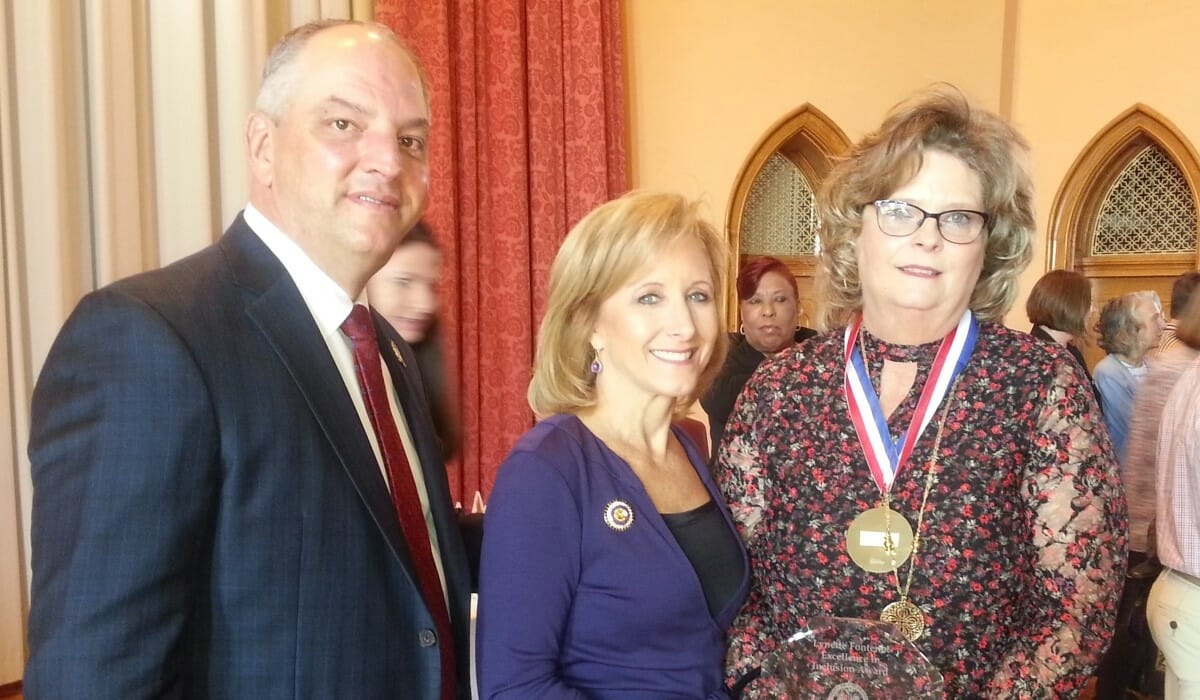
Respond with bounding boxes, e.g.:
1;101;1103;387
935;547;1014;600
255;20;428;120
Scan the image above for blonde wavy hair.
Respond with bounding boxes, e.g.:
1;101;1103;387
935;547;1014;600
528;191;729;419
817;85;1035;329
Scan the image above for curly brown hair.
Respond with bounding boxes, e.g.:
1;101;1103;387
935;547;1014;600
817;85;1035;329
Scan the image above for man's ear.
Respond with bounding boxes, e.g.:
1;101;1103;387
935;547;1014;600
246;111;275;187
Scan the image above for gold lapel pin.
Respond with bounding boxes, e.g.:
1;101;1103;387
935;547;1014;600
603;500;634;532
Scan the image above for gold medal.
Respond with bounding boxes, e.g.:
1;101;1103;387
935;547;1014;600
845;505;914;573
880;598;926;641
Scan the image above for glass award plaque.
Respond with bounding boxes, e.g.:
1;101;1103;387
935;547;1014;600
743;617;944;699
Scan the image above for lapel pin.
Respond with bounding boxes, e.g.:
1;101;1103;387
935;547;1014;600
390;340;406;367
603;500;634;532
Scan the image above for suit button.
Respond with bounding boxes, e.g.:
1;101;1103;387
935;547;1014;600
418;629;437;647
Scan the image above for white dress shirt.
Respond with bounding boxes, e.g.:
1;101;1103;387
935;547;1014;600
242;204;447;597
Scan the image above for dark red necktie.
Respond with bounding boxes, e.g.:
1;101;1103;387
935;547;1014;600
342;304;456;699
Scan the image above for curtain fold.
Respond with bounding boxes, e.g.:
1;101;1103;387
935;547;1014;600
376;0;627;503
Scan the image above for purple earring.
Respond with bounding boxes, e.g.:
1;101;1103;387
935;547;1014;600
590;358;603;374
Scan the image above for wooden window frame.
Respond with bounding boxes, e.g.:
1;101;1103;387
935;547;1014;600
724;104;850;328
1047;104;1200;278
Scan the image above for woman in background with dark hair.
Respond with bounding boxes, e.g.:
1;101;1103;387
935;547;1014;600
701;256;816;457
367;222;460;459
1026;268;1100;405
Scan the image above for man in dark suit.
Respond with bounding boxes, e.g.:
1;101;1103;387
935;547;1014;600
25;20;471;699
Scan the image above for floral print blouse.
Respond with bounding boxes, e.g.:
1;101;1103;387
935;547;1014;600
717;322;1127;698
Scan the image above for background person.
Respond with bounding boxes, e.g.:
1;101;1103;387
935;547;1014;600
700;256;817;458
477;191;749;699
25;20;472;699
718;87;1124;698
1156;270;1200;356
1025;268;1101;406
1147;295;1200;700
1095;291;1166;461
1103;292;1200;698
368;221;460;459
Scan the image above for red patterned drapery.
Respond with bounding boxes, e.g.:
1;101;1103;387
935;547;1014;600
375;0;628;504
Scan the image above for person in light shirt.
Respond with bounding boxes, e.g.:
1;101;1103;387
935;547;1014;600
1094;291;1166;461
1155;271;1200;357
1148;295;1200;700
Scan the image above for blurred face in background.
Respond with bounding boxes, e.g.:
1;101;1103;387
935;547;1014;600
740;270;799;355
1133;295;1165;356
366;239;441;343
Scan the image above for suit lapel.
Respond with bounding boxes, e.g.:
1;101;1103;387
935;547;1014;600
219;220;419;574
375;314;463;548
376;312;472;627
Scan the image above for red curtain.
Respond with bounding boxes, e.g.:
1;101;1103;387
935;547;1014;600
376;1;628;504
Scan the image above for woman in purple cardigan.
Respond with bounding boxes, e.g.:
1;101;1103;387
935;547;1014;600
477;191;750;699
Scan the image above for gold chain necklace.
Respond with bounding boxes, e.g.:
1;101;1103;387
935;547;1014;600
878;395;951;642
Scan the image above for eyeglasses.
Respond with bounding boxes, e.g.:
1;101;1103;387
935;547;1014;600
869;199;990;244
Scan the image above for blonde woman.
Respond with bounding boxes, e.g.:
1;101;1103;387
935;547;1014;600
477;192;749;699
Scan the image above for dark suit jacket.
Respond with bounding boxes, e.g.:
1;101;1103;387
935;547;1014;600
25;215;472;699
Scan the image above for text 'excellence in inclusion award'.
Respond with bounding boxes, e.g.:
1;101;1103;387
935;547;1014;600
748;617;945;699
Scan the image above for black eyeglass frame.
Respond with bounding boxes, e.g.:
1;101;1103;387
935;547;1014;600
868;199;991;245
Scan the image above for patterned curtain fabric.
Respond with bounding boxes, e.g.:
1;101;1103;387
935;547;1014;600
376;0;628;504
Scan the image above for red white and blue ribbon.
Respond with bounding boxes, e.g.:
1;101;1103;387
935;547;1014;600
843;310;978;493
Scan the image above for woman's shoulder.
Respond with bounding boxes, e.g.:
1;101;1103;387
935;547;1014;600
1092;353;1124;377
490;415;597;504
722;334;764;372
768;328;843;374
977;322;1074;366
507;414;590;461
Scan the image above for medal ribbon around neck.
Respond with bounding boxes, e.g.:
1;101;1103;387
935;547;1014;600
843;310;978;493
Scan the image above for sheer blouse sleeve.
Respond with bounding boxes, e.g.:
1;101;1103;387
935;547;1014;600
989;358;1127;697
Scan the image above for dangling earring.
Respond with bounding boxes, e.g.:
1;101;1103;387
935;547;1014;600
590;356;603;374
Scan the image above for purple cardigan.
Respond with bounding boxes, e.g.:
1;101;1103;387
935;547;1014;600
477;414;749;699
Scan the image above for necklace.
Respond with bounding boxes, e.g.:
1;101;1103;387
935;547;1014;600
878;398;951;642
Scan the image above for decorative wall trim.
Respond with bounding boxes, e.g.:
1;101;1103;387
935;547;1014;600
1047;104;1200;272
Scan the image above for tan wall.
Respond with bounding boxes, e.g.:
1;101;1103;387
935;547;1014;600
624;0;1200;328
1012;1;1200;310
625;0;1007;243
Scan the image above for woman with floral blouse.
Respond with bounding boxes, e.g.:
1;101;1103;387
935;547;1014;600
718;86;1126;698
